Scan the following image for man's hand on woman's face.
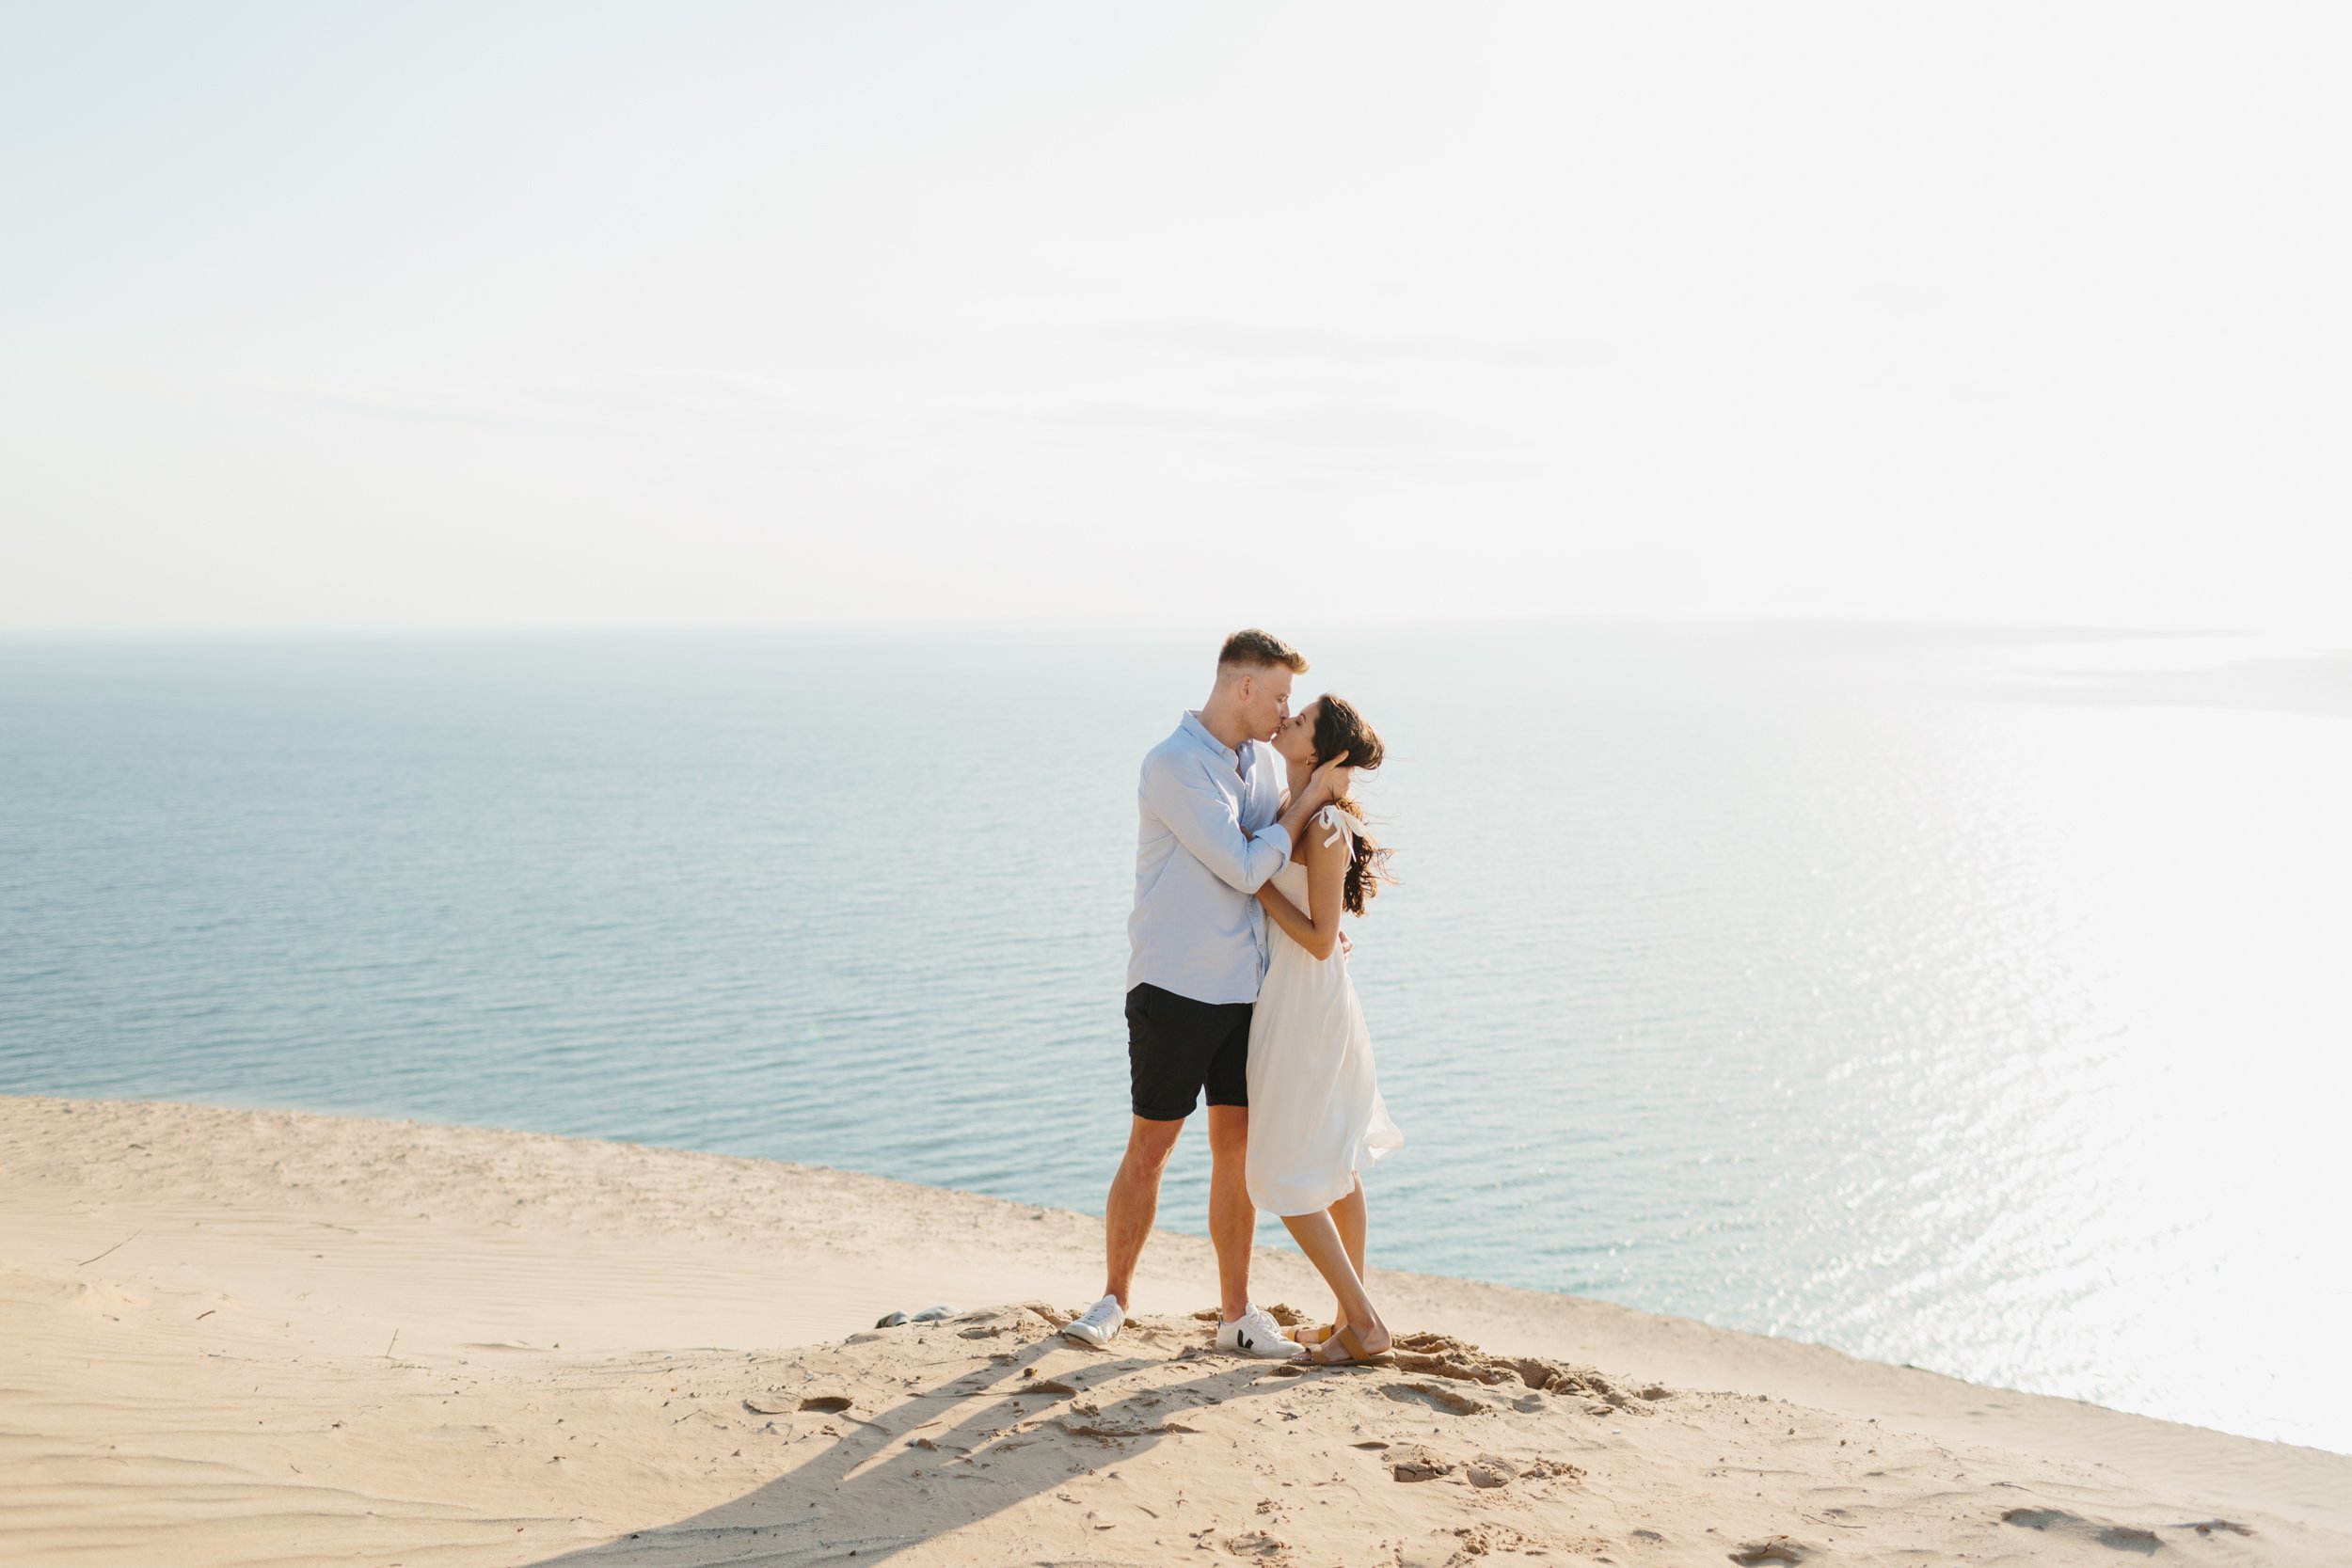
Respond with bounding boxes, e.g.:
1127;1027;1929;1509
1310;752;1353;800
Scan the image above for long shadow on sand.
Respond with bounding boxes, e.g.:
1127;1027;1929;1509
526;1324;1303;1566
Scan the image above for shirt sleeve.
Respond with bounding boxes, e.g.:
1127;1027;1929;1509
1141;752;1292;894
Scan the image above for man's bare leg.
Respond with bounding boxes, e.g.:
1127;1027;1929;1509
1205;1104;1256;1323
1102;1116;1185;1309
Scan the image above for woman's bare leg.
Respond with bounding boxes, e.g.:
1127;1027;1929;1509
1331;1176;1367;1276
1313;1178;1369;1336
1279;1207;1389;1356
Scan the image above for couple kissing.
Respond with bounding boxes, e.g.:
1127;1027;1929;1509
1064;628;1403;1368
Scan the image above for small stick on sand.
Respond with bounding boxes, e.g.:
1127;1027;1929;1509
384;1328;400;1358
77;1229;140;1268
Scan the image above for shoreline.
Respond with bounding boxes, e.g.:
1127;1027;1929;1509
12;1085;2329;1456
7;1093;2346;1564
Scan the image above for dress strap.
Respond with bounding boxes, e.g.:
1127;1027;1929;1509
1316;803;1366;850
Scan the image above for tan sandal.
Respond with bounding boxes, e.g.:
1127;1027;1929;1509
1294;1322;1342;1347
1304;1323;1393;1367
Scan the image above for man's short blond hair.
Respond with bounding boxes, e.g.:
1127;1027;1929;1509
1217;628;1309;674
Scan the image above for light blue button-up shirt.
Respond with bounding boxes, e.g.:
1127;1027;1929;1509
1126;711;1293;1005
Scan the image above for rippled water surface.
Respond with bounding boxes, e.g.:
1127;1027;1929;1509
5;624;2347;1451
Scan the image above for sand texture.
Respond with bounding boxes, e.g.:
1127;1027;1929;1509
4;1095;2345;1566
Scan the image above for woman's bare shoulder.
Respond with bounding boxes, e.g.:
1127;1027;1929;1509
1307;806;1355;860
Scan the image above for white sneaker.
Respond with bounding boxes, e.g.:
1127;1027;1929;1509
1215;1304;1297;1359
1063;1293;1125;1348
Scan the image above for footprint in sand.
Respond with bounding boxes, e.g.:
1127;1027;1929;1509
1383;1380;1488;1417
1388;1443;1455;1482
2174;1519;2255;1537
1225;1528;1288;1560
1727;1537;1811;1564
1464;1454;1518;1489
2002;1507;2164;1555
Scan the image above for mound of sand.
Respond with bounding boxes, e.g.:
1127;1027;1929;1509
3;1096;2344;1565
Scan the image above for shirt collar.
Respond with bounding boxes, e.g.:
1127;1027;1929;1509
1180;710;1245;767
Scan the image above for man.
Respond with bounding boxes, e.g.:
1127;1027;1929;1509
1064;629;1352;1354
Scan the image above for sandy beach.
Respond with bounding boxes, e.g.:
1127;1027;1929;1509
3;1095;2344;1567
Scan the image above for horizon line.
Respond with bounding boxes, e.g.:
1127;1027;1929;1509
0;610;2309;648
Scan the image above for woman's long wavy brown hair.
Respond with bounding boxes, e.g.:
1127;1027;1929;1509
1311;694;1397;916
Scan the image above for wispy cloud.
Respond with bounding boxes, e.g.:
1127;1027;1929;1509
1041;395;1515;454
1098;320;1612;372
284;372;845;441
1999;647;2352;721
1840;279;1984;321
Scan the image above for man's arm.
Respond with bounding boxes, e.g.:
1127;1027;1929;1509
1142;756;1295;894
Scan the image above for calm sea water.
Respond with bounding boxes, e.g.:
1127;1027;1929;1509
4;623;2347;1452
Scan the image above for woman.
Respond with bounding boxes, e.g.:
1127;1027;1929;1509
1248;694;1404;1367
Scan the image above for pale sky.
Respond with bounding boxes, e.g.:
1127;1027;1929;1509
4;3;2347;636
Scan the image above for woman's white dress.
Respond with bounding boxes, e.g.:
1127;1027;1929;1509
1246;805;1405;1217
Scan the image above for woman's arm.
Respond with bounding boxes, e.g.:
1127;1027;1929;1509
1254;812;1351;960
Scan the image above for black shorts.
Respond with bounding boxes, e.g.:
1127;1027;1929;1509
1125;983;1252;1122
